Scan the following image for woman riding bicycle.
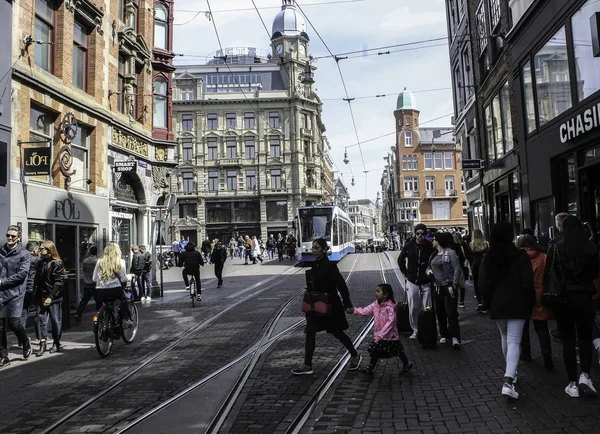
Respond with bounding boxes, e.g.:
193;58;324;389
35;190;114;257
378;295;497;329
93;242;133;327
181;242;204;301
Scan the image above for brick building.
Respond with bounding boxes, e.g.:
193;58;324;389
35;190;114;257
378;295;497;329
394;90;468;236
9;0;176;307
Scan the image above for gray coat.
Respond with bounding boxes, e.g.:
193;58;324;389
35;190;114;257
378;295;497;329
427;248;462;288
0;243;31;318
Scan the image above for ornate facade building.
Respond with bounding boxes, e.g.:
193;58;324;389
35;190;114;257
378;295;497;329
9;0;176;310
170;0;331;243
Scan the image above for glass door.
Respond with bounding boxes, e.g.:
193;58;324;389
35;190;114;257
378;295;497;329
55;225;77;328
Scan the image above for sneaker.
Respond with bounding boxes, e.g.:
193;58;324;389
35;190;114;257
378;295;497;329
409;332;418;340
359;367;374;378
141;296;147;302
348;354;362;370
400;361;414;375
146;297;152;302
185;286;190;291
196;294;202;302
452;338;461;349
291;364;313;375
565;383;580;398
439;337;447;344
458;302;465;308
578;373;597;397
502;383;519;399
476;304;483;312
513;373;518;384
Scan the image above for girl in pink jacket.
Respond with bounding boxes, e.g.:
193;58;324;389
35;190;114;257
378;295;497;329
347;283;414;377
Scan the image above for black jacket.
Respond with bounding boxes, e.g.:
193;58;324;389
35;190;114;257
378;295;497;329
130;251;145;274
479;249;535;320
544;240;598;295
0;243;30;307
211;246;227;265
305;255;353;333
34;258;66;304
398;240;434;285
201;240;211;254
181;250;204;274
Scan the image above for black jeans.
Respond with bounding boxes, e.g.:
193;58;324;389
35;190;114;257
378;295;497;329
183;269;201;295
554;294;595;382
76;285;100;317
214;263;224;284
97;287;130;321
521;319;552;358
0;317;29;357
471;261;482;304
434;286;461;341
304;329;357;366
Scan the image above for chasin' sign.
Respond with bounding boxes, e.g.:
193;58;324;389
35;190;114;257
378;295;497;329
559;102;600;143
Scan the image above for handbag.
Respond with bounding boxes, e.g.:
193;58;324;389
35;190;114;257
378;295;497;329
542;245;565;306
301;290;332;316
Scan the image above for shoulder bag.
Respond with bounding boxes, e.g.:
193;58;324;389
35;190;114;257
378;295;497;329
542;244;565;306
301;269;332;316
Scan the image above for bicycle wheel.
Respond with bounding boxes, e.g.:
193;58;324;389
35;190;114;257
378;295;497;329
122;302;139;344
190;278;195;308
94;307;114;357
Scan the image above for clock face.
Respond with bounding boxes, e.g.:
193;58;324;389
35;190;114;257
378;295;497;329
275;44;284;55
299;44;306;55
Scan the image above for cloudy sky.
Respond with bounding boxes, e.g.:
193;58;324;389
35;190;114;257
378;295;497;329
173;0;454;202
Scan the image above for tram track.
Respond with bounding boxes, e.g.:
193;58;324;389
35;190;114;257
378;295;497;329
38;263;308;434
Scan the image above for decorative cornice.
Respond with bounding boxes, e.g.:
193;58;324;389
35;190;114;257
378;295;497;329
66;0;105;35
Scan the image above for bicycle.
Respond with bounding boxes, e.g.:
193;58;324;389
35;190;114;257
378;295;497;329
187;274;199;307
93;296;139;358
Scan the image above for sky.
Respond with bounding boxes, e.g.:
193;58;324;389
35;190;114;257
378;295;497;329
172;0;454;203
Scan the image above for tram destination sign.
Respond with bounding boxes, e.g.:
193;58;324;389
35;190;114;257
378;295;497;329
462;159;483;170
114;161;137;173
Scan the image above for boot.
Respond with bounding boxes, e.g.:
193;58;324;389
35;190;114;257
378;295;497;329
36;340;47;357
49;340;61;353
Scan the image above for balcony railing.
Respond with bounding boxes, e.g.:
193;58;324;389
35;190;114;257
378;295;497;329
401;190;419;198
424;189;458;199
218;157;242;167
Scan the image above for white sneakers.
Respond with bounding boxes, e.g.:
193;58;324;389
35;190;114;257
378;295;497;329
409;332;418;340
565;383;580;398
502;383;519;399
439;337;447;344
452;338;461;349
578;373;597;397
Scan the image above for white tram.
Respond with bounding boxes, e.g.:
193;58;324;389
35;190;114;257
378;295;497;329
296;206;355;262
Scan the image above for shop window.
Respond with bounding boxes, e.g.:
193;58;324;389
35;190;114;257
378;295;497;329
266;201;288;221
153;78;168;128
234;201;259;222
73;18;89;91
534;27;572;127
572;0;600;102
70;125;90;191
208;170;218;191
179;203;197;218
244;137;255;158
35;0;55;72
28;222;52;243
182;114;193;131
246;169;256;190
181;139;193;161
206;202;232;223
154;4;168;50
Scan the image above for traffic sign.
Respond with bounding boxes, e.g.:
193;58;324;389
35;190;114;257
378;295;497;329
462;159;483;170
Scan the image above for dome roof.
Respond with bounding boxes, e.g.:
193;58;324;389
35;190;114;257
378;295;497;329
272;0;307;38
396;88;418;111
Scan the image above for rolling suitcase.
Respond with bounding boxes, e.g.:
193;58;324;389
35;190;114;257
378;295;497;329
417;307;437;349
396;302;412;333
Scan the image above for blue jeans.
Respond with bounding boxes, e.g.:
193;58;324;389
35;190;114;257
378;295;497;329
496;319;525;380
35;302;62;342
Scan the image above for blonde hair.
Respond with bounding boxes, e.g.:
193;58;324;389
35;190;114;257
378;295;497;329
98;241;123;281
470;229;488;252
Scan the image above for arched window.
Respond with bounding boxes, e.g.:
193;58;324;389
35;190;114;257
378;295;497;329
154;4;168;50
153;78;167;128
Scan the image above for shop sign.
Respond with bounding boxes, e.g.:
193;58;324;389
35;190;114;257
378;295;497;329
23;147;51;176
112;212;133;219
559;102;600;143
462;159;483;170
54;197;80;220
114;161;137;173
112;129;149;157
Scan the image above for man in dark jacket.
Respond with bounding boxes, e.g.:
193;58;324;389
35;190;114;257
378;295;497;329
75;246;99;320
201;237;212;263
129;245;145;301
397;223;435;340
139;245;153;301
181;242;204;301
211;241;227;288
20;241;41;344
0;225;32;366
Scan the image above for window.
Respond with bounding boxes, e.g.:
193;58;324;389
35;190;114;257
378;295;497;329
485;81;513;162
445;175;455;191
461;176;465;192
207;113;218;130
226;170;237;190
402;156;408;171
270;137;281;158
412;155;418;170
304;140;311;157
434;153;443;169
226;138;236;158
454;64;465;110
424;152;432;170
462;201;468;217
522;63;536;134
475;2;488;55
404;176;418;191
488;0;501;30
182;139;193;161
301;113;309;129
405;117;410;126
500;82;513;153
462;46;474;98
267;201;288;221
244;137;255;158
182;172;194;192
226;113;236;129
35;0;55;72
182;114;193;131
572;1;600;102
269;111;280;128
271;169;282;189
154;4;168;50
207;139;218;160
117;57;126;114
246;169;256;190
534;27;572;126
180;86;194;100
179;203;197;218
73;19;89;90
433;201;451;220
425;176;435;191
405;131;413;147
244;112;255;129
153;78;167;128
208;170;218;191
70;125;90;190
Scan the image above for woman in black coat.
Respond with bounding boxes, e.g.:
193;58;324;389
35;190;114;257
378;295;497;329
479;222;535;400
545;215;598;398
292;238;361;375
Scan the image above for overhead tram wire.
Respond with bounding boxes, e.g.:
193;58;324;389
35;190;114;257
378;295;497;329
173;0;365;15
321;87;453;102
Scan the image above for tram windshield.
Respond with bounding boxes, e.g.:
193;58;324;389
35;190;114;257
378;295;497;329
299;208;332;241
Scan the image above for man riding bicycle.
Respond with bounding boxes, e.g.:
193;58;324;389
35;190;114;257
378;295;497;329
180;242;204;301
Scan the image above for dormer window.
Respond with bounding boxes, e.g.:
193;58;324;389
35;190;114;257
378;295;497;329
154;4;168;50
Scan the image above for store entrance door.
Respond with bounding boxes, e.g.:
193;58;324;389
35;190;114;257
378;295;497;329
56;225;77;329
581;165;600;242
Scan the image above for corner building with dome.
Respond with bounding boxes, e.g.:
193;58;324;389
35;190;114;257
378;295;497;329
391;89;468;237
169;0;334;244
